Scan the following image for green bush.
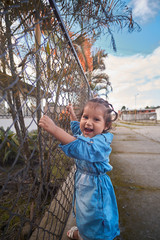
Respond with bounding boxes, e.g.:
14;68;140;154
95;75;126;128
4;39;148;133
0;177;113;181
0;127;24;166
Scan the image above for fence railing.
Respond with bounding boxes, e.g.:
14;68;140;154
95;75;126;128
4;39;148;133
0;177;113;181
0;0;91;239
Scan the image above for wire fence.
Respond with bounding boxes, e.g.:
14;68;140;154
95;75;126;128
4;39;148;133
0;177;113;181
0;0;92;239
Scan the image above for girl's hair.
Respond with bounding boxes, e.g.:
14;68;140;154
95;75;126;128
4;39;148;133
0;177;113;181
84;98;118;132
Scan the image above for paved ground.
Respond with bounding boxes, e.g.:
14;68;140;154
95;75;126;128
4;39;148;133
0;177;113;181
118;122;160;143
62;124;160;240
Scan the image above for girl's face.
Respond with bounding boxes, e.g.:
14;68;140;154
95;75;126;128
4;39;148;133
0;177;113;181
80;103;108;138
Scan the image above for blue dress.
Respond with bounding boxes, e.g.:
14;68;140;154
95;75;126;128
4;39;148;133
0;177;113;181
60;121;120;240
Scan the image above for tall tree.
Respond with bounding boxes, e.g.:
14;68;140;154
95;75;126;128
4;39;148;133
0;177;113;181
56;0;141;51
70;33;111;98
90;49;112;98
57;0;141;98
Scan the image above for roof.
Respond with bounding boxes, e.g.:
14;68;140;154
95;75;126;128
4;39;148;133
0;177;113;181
121;108;156;112
0;71;50;98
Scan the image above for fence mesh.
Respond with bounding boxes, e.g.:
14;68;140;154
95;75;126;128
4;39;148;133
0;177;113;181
0;0;91;239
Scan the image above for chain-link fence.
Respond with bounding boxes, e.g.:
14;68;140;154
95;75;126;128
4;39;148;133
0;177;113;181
0;0;92;239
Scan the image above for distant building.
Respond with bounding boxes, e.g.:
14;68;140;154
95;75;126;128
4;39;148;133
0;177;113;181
119;108;157;122
155;107;160;120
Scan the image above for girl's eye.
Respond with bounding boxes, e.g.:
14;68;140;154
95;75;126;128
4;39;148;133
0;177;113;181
95;118;100;121
83;115;88;119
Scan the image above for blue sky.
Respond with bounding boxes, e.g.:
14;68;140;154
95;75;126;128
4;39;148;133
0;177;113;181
94;0;160;111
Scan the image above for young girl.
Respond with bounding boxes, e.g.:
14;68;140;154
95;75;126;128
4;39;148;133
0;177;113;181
39;98;120;240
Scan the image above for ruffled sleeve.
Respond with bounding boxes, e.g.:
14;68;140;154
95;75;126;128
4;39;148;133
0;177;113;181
70;121;82;135
59;132;113;163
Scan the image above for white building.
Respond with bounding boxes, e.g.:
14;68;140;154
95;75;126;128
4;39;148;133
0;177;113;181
155;107;160;120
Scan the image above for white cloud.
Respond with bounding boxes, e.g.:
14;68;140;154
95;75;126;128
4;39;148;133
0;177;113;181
129;0;160;23
137;79;160;92
102;46;160;110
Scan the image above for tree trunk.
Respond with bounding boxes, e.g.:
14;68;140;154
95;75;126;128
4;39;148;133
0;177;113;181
35;10;45;191
5;12;30;161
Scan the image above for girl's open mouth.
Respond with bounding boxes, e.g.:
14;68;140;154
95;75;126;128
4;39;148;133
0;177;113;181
84;128;93;133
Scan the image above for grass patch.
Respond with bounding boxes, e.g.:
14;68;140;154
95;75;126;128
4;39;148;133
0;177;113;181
118;120;158;126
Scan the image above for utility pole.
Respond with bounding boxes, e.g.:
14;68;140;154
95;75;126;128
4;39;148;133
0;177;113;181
135;93;139;122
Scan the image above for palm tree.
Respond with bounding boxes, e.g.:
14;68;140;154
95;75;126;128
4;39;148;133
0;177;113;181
90;49;112;98
93;49;108;71
70;32;94;72
70;34;111;98
59;0;141;97
56;0;141;51
90;73;112;98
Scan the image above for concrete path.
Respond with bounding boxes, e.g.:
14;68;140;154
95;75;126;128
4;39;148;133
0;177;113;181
118;122;160;143
62;125;160;240
110;126;160;240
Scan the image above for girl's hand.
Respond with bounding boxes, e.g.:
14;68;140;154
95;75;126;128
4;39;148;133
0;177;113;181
66;103;78;121
39;115;76;144
39;115;56;135
66;103;74;114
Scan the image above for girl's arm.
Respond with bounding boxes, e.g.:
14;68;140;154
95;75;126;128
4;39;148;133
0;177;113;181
66;103;78;121
39;115;76;145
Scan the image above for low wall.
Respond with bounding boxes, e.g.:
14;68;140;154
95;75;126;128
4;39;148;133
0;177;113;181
0;117;37;132
30;166;76;240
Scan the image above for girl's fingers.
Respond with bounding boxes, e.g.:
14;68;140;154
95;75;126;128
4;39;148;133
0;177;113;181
66;105;72;113
39;115;47;126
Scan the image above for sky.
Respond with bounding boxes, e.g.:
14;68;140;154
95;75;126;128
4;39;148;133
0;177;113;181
94;0;160;111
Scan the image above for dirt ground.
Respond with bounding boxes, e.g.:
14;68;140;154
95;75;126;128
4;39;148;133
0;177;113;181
62;124;160;240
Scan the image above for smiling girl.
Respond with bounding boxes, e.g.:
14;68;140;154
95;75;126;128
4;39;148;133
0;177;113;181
39;98;120;240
